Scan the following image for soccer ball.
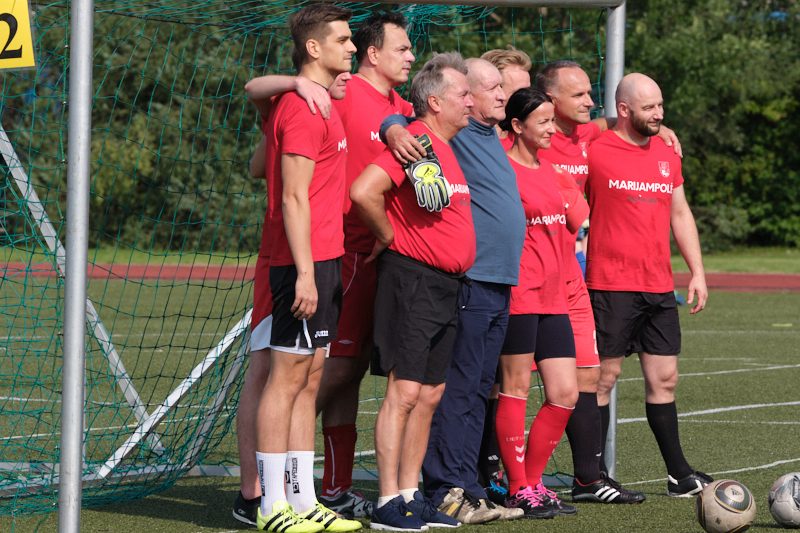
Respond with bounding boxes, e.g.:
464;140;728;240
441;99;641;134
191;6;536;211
696;479;756;533
769;473;800;528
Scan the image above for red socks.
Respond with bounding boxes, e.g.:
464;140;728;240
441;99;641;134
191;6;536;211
321;424;357;498
495;393;528;491
525;401;574;486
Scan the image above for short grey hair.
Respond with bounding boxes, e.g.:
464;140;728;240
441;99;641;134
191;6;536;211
409;52;468;117
534;60;583;93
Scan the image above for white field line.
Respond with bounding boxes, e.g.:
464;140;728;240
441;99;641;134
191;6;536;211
0;332;226;341
0;412;229;443
624;457;800;488
5;362;799;408
618;400;800;424
681;419;800;425
685;330;800;334
618;363;800;383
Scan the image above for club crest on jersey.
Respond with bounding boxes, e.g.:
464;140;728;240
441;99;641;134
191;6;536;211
580;142;588;159
658;161;670;177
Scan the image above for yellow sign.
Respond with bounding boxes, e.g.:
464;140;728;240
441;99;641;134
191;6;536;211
0;0;36;70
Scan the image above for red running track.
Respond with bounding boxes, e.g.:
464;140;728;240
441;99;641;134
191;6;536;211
3;263;800;292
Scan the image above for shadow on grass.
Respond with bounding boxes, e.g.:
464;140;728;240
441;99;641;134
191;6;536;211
88;477;381;531
89;477;248;530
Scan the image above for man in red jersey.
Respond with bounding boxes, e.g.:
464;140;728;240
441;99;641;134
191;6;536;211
350;52;476;532
234;73;348;527
585;73;711;499
251;4;361;532
316;13;415;518
534;60;649;504
241;12;416;520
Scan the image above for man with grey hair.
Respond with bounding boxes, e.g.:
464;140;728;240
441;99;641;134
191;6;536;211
350;52;476;532
418;58;527;523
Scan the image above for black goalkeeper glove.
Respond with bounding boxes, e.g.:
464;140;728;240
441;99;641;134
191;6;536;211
404;134;452;213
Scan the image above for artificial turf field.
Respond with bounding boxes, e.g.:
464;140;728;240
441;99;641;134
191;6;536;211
2;290;799;532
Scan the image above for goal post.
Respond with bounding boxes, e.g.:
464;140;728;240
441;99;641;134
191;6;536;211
0;2;626;530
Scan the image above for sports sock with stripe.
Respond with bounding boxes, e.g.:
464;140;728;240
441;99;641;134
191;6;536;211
321;423;357;498
645;401;693;479
284;450;318;514
495;393;528;491
524;401;574;486
257;451;287;515
565;392;603;484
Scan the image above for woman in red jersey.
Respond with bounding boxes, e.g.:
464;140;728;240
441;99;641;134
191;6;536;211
494;87;582;519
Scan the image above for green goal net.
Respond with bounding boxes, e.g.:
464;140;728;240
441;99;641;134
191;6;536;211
0;0;608;517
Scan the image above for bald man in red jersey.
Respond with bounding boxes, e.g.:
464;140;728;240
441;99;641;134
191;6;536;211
585;72;711;499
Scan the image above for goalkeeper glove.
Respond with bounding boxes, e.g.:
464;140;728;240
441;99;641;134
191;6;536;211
404;134;452;212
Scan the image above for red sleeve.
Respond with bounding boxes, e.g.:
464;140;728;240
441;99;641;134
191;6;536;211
332;96;348;128
673;156;685;188
555;167;589;233
279;97;326;160
258;95;279;125
400;96;414;116
563;187;589;233
372;147;405;187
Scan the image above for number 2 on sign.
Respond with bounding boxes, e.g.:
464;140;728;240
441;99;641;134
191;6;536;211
0;1;36;70
0;13;23;60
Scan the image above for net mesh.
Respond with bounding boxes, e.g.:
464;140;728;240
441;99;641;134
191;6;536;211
0;0;606;515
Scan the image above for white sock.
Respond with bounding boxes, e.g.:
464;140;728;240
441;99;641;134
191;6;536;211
256;451;287;515
377;494;400;508
285;450;317;513
399;488;418;503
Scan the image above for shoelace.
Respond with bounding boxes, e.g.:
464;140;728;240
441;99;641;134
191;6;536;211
461;491;482;511
419;497;441;518
488;480;508;495
603;474;624;491
516;486;545;506
534;483;560;502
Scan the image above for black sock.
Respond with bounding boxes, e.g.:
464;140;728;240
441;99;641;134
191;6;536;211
645;401;692;479
566;392;603;484
598;403;610;474
477;398;501;486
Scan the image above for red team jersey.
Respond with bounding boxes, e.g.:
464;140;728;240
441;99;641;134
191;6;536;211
333;76;414;253
371;121;476;274
540;122;601;282
264;92;347;266
585;131;684;293
508;158;569;315
540;122;601;192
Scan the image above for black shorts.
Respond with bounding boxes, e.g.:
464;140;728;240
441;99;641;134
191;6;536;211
501;313;575;362
589;290;681;357
269;259;342;352
372;251;461;385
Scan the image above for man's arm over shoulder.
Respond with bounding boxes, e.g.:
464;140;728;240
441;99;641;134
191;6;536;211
380;114;427;164
671;184;707;314
245;75;332;119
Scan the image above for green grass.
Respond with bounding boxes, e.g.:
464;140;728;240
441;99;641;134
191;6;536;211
2;291;799;532
671;246;800;273
0;245;257;267
3;245;798;272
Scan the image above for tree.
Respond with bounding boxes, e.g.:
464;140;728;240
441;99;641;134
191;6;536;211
626;0;800;248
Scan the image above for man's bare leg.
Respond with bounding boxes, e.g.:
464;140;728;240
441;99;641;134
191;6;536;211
237;348;271;499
